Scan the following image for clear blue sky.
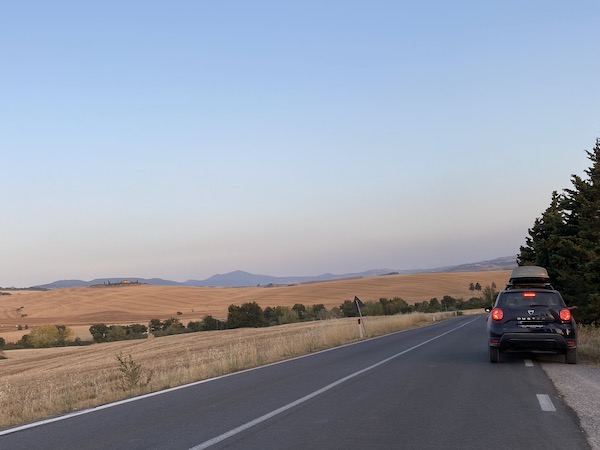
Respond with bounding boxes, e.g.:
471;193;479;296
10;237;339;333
2;1;599;287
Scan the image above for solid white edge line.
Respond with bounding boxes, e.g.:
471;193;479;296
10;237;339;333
0;315;480;438
189;316;480;450
537;394;557;412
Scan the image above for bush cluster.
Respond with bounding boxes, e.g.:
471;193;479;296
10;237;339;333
4;324;91;349
89;323;149;342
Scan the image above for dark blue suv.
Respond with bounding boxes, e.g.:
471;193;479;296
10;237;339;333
487;266;577;364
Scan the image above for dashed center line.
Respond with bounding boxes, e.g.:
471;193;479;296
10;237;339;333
524;359;534;367
189;317;480;449
537;394;556;412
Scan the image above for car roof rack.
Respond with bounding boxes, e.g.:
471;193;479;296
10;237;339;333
505;266;555;290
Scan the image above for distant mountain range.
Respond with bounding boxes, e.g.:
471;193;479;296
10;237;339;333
31;255;517;289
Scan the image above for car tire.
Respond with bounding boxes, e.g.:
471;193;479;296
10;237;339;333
489;346;500;363
566;348;577;364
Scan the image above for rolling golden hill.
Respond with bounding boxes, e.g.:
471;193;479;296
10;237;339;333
0;270;510;340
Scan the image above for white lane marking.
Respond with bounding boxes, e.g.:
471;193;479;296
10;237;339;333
524;359;534;367
0;316;479;438
189;317;480;450
537;394;556;412
0;323;438;437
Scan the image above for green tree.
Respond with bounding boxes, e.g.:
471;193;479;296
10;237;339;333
440;296;456;310
28;324;73;348
362;300;384;316
379;297;401;315
308;304;326;320
339;300;359;317
429;297;442;311
202;315;222;330
107;326;127;341
227;302;265;328
129;323;147;335
519;138;600;323
518;191;567;273
292;303;307;320
90;323;109;343
263;307;277;325
481;285;498;308
149;318;163;333
274;306;299;324
187;320;203;332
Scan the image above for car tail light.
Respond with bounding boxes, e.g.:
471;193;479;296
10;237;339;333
560;309;571;321
566;339;576;347
491;308;504;321
523;292;536;297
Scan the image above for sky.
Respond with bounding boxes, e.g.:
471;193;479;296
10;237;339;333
2;1;600;287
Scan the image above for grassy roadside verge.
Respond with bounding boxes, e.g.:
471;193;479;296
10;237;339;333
577;325;600;364
0;312;455;429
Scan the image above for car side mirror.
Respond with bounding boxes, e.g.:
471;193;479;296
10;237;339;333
484;307;492;313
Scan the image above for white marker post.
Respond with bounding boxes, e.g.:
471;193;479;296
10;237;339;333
354;296;366;338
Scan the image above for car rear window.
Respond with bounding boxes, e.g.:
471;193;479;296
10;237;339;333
497;291;564;309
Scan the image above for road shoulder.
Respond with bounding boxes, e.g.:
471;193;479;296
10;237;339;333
542;362;600;450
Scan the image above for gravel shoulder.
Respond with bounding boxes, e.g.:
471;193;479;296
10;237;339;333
542;362;600;450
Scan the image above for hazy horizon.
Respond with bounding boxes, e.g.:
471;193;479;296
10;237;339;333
8;254;512;288
2;2;599;288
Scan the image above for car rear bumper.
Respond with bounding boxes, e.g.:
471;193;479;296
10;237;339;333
490;332;576;352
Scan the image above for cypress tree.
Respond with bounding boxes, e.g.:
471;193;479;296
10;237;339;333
518;137;600;323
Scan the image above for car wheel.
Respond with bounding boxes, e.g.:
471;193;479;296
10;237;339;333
566;348;577;364
489;346;500;363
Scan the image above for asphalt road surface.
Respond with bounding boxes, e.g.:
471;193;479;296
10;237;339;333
0;315;591;449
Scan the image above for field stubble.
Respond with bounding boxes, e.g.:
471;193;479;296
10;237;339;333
0;312;456;429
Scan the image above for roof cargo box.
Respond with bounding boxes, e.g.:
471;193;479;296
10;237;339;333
507;266;552;289
510;266;549;280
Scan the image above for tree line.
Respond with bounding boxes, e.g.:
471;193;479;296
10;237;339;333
518;137;600;324
87;291;493;343
1;287;497;349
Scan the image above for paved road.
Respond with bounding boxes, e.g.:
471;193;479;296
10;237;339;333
0;315;590;449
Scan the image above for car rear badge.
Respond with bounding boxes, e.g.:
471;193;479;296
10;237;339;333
528;310;535;315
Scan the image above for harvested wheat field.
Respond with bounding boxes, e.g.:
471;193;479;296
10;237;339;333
0;270;510;341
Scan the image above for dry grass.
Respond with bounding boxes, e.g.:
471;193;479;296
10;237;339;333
0;312;455;429
577;325;600;364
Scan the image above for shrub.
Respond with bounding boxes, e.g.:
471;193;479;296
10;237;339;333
115;353;153;392
27;325;74;348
